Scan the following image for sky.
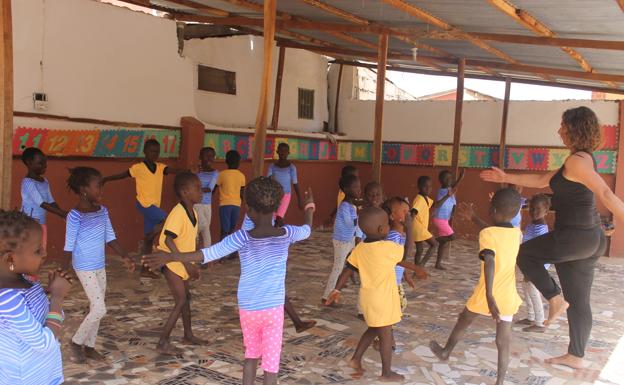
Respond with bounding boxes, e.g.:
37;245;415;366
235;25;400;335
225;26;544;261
386;71;592;101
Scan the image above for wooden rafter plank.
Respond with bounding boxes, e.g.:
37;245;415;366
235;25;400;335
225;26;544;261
372;34;389;183
468;32;624;51
381;0;519;64
164;0;230;16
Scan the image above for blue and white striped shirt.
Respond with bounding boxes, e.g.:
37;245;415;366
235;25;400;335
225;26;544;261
387;230;406;285
201;225;311;310
20;178;55;225
64;206;117;271
197;170;219;205
334;201;359;242
523;223;550;269
433;188;456;220
0;281;63;385
267;164;298;194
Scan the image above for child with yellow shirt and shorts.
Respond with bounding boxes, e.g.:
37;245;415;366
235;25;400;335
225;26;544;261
155;172;209;354
429;188;523;385
411;176;438;266
216;150;246;240
326;207;424;381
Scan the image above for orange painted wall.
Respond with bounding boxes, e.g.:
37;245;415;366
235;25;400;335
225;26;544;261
13;157;614;261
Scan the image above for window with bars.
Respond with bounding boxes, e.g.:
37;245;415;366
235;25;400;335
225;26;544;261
298;88;314;120
198;65;236;95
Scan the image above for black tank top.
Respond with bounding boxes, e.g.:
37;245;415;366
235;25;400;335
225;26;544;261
549;153;601;229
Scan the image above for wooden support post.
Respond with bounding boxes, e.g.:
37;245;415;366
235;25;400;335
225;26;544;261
270;46;286;131
451;58;465;176
251;0;276;178
333;63;343;133
610;100;624;257
372;34;388;183
0;0;13;209
499;78;511;170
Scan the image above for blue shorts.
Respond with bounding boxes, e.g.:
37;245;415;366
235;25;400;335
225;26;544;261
135;201;166;235
220;205;240;233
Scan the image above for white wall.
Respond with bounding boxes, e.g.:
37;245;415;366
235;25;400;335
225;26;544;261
334;76;619;145
12;0;195;126
183;36;328;132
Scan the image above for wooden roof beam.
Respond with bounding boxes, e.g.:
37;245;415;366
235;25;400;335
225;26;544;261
163;0;230;16
277;40;624;83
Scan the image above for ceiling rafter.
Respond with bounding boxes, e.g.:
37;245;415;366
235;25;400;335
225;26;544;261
164;0;230;16
487;0;618;88
298;0;448;70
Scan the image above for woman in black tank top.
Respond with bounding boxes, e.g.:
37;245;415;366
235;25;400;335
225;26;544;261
481;107;624;369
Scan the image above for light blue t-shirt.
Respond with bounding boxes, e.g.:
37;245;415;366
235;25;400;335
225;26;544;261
267;163;298;194
387;230;406;285
333;201;359;242
201;225;311;310
64;206;116;271
523;222;551;269
433;188;456;220
511;197;527;228
0;281;63;385
197;170;219;205
21;178;55;225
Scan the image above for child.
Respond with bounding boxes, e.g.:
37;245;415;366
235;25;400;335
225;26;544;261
325;207;423;381
322;173;362;303
268;143;302;226
216;150;246;240
20;147;67;253
195;147;219;248
102;139;186;277
431;169;465;270
63;167;135;363
0;210;72;385
143;177;315;385
363;181;383;209
429;188;523;385
156;172;209;354
411;176;438;267
326;165;359;225
516;194;551;333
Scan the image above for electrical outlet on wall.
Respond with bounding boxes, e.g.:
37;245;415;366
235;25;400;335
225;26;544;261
33;92;47;110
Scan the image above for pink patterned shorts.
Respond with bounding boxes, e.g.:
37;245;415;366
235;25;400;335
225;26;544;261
239;305;284;373
432;218;455;237
276;193;291;218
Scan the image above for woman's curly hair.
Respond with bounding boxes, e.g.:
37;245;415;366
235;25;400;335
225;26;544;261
561;106;602;152
0;210;39;255
245;176;284;214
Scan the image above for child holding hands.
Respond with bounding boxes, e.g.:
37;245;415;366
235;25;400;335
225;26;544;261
143;177;315;385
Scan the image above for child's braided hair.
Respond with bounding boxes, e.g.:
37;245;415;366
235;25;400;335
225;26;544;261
0;210;39;255
245;176;284;214
67;167;101;194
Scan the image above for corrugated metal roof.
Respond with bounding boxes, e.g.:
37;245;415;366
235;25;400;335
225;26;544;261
125;0;624;92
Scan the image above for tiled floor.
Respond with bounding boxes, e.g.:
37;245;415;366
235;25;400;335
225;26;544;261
58;231;624;384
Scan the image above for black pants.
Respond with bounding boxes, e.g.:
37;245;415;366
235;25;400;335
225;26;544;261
517;226;605;358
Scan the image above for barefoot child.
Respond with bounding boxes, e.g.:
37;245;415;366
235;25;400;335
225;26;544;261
0;210;73;385
102;139;186;277
143;177;315;385
155;172;209;354
325;207;424;381
322;174;362;303
363;181;383;209
195;147;219;248
411;176;438;266
268;143;303;226
431;169;465;270
429;188;522;385
327;165;359;225
516;194;551;333
216;150;246;240
63;167;135;363
20;147;67;258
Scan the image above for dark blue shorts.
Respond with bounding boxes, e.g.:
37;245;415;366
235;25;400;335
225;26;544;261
135;201;166;235
219;205;240;233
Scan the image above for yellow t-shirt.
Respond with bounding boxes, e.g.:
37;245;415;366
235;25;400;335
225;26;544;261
129;162;166;208
157;203;198;280
217;169;246;207
412;194;433;242
347;241;404;327
337;190;345;208
466;226;523;316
